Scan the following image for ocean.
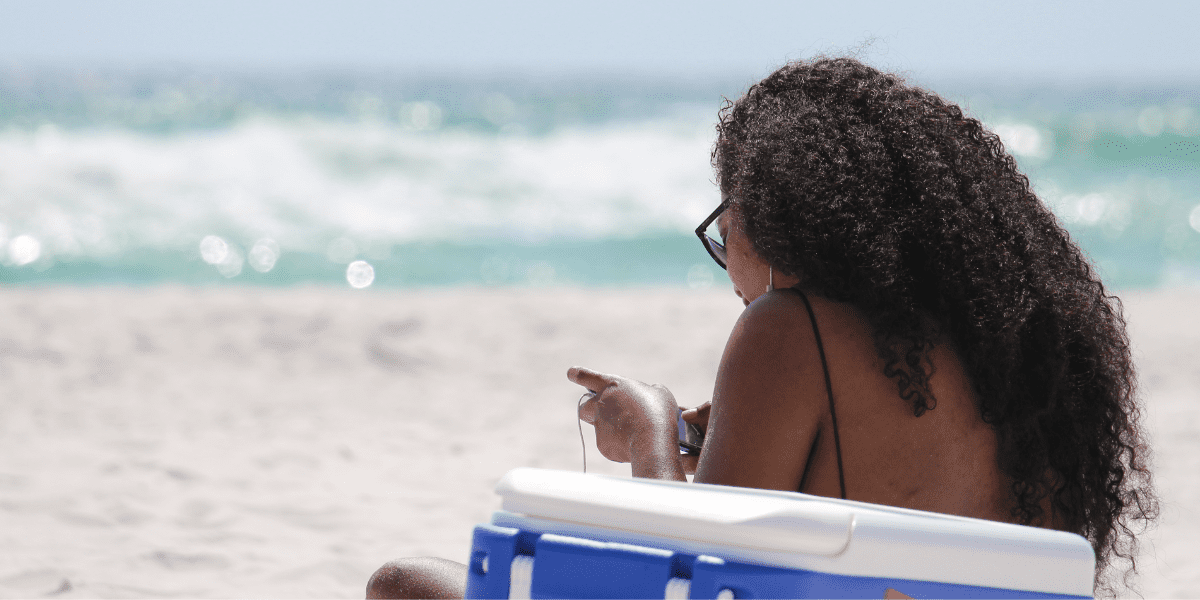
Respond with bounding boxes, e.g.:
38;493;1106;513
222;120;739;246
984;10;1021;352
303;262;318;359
1;67;1197;290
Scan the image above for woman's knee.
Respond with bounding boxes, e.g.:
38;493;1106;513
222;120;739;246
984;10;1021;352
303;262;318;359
366;557;467;599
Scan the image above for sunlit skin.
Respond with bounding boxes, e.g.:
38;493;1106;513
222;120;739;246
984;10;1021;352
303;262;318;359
571;203;1017;519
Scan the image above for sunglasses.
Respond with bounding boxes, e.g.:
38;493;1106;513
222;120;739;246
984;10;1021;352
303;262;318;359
695;201;728;270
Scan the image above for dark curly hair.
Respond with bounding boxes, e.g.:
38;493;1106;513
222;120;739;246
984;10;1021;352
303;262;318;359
713;57;1156;595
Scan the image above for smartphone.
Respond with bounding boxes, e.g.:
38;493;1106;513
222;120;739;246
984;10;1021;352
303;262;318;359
677;408;704;455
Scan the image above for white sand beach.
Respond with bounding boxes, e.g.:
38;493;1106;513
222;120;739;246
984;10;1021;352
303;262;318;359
0;287;1194;598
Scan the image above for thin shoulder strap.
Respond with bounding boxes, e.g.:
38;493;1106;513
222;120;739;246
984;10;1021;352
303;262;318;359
787;288;847;500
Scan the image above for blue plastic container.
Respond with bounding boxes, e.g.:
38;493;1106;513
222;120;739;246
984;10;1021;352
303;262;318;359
464;469;1095;599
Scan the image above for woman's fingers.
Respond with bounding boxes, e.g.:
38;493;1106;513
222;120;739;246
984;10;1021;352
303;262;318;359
567;366;617;393
681;401;711;428
570;367;683;467
578;392;598;424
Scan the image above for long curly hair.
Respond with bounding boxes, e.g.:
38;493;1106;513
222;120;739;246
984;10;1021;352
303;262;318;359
713;57;1156;594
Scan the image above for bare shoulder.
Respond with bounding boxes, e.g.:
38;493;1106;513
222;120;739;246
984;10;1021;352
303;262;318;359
733;289;880;371
696;290;835;491
724;288;889;405
727;289;825;362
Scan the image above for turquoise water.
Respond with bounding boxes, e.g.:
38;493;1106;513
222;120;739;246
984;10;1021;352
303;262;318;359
1;68;1197;289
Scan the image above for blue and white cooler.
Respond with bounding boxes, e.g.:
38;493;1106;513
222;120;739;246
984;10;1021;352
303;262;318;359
464;468;1095;599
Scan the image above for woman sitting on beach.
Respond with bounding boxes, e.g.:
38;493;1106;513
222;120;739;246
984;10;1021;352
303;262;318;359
367;57;1156;598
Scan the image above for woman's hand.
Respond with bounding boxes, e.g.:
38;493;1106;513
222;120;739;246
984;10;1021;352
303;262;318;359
681;401;711;435
678;402;710;475
570;366;677;463
568;366;686;481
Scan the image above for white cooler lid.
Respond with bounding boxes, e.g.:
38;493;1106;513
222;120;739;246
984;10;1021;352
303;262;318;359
493;468;1095;597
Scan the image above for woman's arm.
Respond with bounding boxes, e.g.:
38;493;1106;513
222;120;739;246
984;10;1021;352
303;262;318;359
570;290;829;490
693;291;828;491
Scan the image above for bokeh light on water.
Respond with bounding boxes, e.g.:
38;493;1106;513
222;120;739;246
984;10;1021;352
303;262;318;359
401;102;444;130
346;260;375;288
1138;107;1166;137
199;236;229;265
993;123;1054;159
248;239;280;273
200;235;244;278
7;235;42;266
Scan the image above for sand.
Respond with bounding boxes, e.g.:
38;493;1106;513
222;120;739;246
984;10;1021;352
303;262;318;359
0;287;1194;598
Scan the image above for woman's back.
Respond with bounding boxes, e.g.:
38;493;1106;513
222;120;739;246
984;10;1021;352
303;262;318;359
784;291;1016;523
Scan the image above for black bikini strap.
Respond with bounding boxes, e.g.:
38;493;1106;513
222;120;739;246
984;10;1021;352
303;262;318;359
788;288;847;500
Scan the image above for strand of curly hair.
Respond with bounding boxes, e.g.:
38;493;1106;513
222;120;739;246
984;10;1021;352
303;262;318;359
712;57;1157;596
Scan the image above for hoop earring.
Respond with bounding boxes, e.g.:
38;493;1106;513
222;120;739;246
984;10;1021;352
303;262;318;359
766;266;774;292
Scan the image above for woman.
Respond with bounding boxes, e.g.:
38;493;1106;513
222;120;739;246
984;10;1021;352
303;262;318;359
367;57;1156;598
